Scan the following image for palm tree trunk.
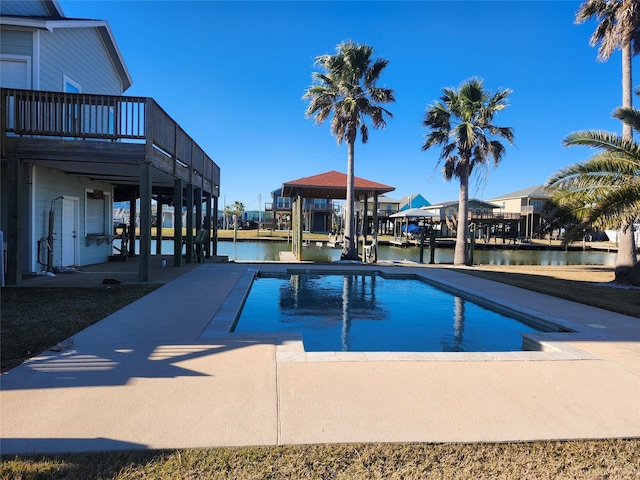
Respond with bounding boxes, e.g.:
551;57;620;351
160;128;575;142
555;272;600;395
455;160;470;265
615;221;637;281
341;139;358;260
622;42;632;139
615;41;638;281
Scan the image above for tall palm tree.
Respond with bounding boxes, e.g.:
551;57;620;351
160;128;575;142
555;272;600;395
547;104;640;281
575;0;640;272
304;40;394;260
576;0;640;139
422;78;514;265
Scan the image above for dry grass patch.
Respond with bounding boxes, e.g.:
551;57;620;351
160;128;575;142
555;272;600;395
2;440;639;479
455;265;640;318
1;285;159;372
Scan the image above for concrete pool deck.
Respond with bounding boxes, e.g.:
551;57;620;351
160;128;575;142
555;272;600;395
1;262;639;454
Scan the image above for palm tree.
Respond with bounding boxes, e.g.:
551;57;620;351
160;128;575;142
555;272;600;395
576;0;640;139
575;0;640;271
547;104;640;281
421;78;514;265
303;40;394;260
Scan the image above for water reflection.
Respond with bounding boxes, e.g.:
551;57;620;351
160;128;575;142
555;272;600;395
278;274;388;351
139;240;617;266
235;274;547;352
216;241;617;266
341;275;351;351
441;297;466;352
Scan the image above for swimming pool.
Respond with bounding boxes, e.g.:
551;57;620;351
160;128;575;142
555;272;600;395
231;271;563;352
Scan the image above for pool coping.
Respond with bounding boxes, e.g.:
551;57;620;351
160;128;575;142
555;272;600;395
199;267;600;363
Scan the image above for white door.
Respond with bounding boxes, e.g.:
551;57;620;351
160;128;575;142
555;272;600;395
62;198;78;267
0;57;30;88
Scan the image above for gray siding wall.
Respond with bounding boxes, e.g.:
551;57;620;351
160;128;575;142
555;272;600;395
0;1;50;16
30;165;114;272
0;28;33;57
40;27;123;94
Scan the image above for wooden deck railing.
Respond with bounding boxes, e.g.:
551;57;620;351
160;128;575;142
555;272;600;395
1;88;219;192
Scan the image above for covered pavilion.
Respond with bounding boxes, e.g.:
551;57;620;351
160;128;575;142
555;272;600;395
389;208;440;244
281;171;394;261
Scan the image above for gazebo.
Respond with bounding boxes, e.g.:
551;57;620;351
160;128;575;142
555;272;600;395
389;207;440;245
281;170;394;261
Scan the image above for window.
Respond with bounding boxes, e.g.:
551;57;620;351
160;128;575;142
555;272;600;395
63;75;81;93
314;198;328;210
276;197;291;209
86;190;108;236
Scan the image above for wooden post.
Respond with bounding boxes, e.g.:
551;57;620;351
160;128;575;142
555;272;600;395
195;187;202;232
296;190;303;260
363;195;368;258
429;227;436;264
128;189;137;257
185;184;194;263
204;191;212;258
156;200;163;255
6;155;22;285
469;223;475;265
173;179;183;267
138;163;152;282
211;195;218;256
373;193;379;262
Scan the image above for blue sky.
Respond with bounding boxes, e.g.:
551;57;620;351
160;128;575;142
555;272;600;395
60;0;635;211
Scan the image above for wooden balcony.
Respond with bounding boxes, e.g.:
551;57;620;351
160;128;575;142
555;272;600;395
1;88;220;198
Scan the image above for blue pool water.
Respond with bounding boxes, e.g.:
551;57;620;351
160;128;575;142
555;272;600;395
232;273;555;352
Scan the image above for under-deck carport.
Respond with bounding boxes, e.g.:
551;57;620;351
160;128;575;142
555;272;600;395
1;88;220;284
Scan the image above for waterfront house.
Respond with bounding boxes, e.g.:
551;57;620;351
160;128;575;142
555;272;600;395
398;193;430;211
488;185;552;239
1;0;220;284
358;195;400;235
424;199;506;238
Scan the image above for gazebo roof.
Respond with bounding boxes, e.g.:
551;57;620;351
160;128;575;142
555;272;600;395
281;170;394;199
389;207;440;219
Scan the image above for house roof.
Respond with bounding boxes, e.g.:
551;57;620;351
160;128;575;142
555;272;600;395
366;195;400;204
427;198;500;210
281;170;394;199
488;185;551;202
390;207;439;219
1;12;132;91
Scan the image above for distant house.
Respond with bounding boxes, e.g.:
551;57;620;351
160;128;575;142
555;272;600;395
358;195;400;235
425;199;501;237
266;187;338;233
1;0;220;284
488;185;551;215
360;195;400;215
398;194;430;211
488;185;552;238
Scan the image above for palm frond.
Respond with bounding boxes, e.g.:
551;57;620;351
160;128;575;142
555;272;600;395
613;105;640;133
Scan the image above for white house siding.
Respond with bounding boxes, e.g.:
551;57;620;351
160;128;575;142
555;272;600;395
39;27;123;94
30;165;114;272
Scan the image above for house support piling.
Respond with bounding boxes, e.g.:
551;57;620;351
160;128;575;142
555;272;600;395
138;163;152;282
173;179;183;267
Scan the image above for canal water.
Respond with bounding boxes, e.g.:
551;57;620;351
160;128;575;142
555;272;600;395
127;239;617;266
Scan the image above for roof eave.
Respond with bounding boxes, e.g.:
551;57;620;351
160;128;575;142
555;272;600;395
0;17;132;91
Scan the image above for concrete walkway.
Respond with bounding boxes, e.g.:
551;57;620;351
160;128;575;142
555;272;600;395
1;262;639;454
